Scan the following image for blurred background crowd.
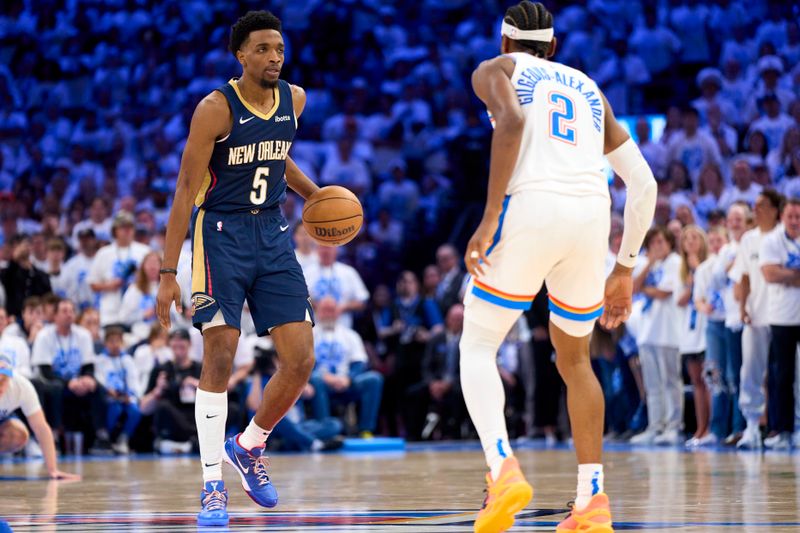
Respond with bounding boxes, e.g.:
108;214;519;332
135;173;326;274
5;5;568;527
1;0;799;456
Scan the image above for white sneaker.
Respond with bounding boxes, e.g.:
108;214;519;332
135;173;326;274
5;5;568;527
737;428;762;450
630;429;658;445
654;429;681;445
695;433;718;447
25;439;43;458
158;439;191;454
764;432;792;450
112;435;130;455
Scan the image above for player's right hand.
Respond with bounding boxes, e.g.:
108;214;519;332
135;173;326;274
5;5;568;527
599;265;633;330
156;275;183;330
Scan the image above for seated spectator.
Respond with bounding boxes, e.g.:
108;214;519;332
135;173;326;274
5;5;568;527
434;244;466;313
367;209;404;249
247;348;344;452
304;246;369;328
308;298;383;438
0;306;31;378
94;327;140;455
45;238;68;298
0;361;79;480
0;234;51;318
377;160;420;223
666;107;723;184
77;307;104;355
404;303;464;440
140;329;201;453
31;298;109;454
3;296;44;347
132;324;172;397
319;138;372;198
119;251;161;343
70;197;112;246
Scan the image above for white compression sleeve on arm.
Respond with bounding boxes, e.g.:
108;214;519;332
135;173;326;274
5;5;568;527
606;138;657;268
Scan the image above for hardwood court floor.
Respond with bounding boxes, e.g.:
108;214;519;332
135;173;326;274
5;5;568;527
2;443;799;531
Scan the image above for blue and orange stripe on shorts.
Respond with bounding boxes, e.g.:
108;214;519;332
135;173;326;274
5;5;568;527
548;294;604;321
471;279;536;310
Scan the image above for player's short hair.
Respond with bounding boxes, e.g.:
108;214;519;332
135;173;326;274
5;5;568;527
503;1;553;58
229;11;282;58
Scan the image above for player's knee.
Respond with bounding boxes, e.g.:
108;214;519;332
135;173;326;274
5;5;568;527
284;350;315;379
0;422;29;453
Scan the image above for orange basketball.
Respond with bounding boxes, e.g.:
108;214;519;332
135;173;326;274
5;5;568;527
302;186;363;246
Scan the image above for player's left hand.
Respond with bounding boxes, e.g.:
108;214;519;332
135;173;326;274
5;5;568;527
49;469;81;481
465;217;498;278
156;275;183;329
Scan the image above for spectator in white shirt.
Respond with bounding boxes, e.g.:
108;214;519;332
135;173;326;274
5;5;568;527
693;225;729;447
636;118;667;180
88;211;150;326
320;138;372;198
119;251;161;344
702;104;738;161
0;362;80;480
692;68;735;125
719;160;763;210
708;203;750;444
304;246;369;329
31;298;110;453
0;307;30;378
731;190;783;449
677;226;711;448
628;10;681;76
133;324;171;397
94;326;140;454
71;197;112;246
630;227;683;445
667;107;723;184
308;297;383;436
45;238;68;298
759;198;800;449
377;160;420;223
750;93;796;151
62;228;99;311
293;224;319;273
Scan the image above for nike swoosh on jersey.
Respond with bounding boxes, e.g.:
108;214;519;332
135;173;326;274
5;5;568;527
280;224;290;232
239;116;255;124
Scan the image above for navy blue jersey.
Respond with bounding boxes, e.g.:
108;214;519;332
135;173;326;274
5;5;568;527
195;78;296;212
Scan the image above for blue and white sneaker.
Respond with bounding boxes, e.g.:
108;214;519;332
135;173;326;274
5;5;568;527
223;434;278;508
198;480;229;527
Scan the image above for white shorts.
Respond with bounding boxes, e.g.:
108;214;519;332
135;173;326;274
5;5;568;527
465;190;610;335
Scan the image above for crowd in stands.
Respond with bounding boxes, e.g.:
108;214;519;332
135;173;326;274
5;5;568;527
1;0;800;457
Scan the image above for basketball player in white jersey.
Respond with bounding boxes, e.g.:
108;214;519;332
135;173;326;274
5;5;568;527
460;3;656;532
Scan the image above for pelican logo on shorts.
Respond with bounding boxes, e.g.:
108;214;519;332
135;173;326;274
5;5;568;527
192;294;217;311
217;221;223;232
274;115;291;122
314;224;356;239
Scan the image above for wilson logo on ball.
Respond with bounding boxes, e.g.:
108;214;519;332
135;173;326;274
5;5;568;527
315;225;356;238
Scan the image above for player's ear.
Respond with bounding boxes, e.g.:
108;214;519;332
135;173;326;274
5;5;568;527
547;37;557;58
500;35;511;55
237;49;246;67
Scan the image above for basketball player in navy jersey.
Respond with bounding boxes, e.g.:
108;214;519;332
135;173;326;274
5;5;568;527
156;11;320;526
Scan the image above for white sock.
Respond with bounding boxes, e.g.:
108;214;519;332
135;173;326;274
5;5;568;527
195;389;228;483
575;463;604;510
238;418;271;451
459;301;521;480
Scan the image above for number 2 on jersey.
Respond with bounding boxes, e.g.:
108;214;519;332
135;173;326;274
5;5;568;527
250;167;268;204
548;91;577;145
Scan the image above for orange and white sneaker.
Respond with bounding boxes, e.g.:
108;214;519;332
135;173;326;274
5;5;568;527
556;493;614;532
474;457;533;533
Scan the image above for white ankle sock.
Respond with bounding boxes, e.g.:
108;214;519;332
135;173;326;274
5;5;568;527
575;463;604;510
238;418;271;451
195;389;228;482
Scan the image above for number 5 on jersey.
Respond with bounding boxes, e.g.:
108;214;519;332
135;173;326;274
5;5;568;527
251;167;268;204
548;91;577;145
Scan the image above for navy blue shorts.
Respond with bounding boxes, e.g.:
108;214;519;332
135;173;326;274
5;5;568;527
190;206;314;336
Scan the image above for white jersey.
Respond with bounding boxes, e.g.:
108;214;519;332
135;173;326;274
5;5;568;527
501;53;607;199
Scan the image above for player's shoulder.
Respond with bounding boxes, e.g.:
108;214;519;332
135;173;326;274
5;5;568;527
474;54;516;76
